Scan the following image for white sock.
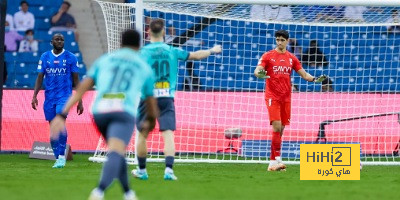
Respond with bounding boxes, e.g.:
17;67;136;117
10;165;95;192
165;167;173;173
59;155;65;159
124;190;135;197
275;156;282;163
92;188;104;197
139;168;147;173
269;160;278;166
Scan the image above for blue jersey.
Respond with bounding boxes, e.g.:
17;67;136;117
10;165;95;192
87;48;154;117
37;49;79;101
140;42;189;98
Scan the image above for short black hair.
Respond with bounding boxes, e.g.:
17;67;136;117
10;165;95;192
149;18;164;34
53;33;64;37
52;33;64;41
63;1;71;8
310;40;318;46
275;29;289;40
25;29;34;35
20;1;28;6
122;29;140;48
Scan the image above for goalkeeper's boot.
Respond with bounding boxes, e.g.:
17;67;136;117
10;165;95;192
164;168;178;181
275;157;287;171
277;162;287;170
88;188;104;200
131;167;149;180
54;157;66;168
124;190;138;200
267;160;286;172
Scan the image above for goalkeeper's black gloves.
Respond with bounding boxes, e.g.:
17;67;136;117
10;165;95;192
313;75;327;83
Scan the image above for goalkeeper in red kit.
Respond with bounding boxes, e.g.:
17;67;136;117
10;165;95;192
254;30;326;171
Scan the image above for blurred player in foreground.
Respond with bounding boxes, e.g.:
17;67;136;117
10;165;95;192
132;18;222;181
50;29;158;200
32;33;83;168
254;29;326;171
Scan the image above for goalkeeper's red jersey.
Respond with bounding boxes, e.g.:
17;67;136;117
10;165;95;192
258;49;302;102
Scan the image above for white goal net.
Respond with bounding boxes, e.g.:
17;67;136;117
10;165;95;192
91;0;400;165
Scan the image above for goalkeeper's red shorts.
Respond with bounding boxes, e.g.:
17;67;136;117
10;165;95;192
265;98;291;126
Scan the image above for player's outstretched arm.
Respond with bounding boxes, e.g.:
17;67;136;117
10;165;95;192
297;69;327;83
188;45;222;60
50;78;94;137
32;73;44;110
254;65;270;79
72;73;84;115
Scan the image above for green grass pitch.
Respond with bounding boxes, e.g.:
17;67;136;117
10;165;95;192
0;154;399;200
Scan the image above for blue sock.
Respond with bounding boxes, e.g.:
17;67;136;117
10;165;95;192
98;151;124;191
58;129;68;156
50;138;59;159
165;156;174;169
118;157;130;193
137;156;147;169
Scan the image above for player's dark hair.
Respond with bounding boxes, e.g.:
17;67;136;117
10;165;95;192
63;1;71;8
20;1;28;6
149;18;164;35
52;33;64;39
122;29;140;48
310;40;318;47
25;29;34;35
275;29;289;40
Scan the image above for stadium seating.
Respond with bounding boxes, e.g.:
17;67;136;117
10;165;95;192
164;15;399;92
5;0;86;88
6;1;398;92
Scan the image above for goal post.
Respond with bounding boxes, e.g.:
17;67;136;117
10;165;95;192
91;0;400;165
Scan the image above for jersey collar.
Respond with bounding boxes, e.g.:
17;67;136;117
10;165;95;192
151;41;164;44
51;49;65;57
274;49;287;54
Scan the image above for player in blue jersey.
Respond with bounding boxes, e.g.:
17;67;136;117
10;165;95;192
31;33;84;168
132;18;222;181
50;29;158;200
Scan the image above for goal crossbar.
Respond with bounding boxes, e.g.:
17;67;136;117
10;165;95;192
144;0;400;7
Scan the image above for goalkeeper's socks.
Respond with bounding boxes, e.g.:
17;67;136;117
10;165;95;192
98;151;123;191
165;156;174;169
137;156;147;170
270;143;276;160
269;160;278;166
50;138;60;159
118;157;130;193
58;130;68;156
272;131;281;157
275;156;282;163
